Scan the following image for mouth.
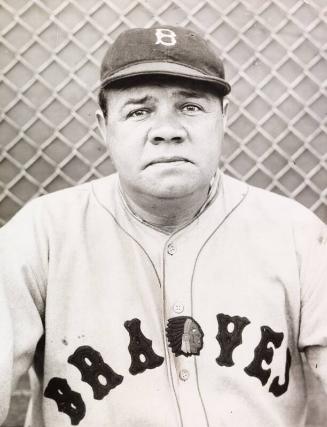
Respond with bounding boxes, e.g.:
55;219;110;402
145;157;193;168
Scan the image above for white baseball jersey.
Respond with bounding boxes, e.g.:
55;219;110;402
0;173;326;427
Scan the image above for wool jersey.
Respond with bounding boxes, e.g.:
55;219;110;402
0;173;327;427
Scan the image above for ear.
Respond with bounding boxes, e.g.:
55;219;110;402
96;109;107;143
222;99;229;129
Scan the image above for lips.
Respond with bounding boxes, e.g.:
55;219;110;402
145;156;192;168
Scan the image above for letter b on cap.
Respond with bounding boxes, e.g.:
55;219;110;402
155;29;176;46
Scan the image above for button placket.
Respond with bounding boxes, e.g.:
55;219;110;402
167;242;176;255
179;369;190;381
163;237;209;427
173;302;184;314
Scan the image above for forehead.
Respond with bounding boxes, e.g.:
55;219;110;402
105;76;222;103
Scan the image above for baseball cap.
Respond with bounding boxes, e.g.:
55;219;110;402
100;26;231;96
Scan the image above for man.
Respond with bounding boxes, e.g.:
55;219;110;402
0;26;326;427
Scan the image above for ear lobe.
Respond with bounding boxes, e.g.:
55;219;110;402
96;109;107;142
222;99;229;129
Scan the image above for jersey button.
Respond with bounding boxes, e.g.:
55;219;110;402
173;303;184;314
167;243;176;255
179;369;190;381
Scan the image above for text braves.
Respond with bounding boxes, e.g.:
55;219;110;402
44;314;292;425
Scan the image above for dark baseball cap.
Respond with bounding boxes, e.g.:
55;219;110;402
100;26;231;96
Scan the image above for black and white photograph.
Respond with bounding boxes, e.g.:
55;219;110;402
0;0;326;426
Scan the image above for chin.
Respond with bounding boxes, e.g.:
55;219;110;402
145;181;199;200
127;172;210;200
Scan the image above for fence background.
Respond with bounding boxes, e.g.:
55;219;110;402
1;0;326;425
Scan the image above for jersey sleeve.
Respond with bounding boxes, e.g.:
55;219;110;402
0;199;47;424
295;207;327;393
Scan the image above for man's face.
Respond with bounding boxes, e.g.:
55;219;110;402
188;320;204;354
98;77;226;202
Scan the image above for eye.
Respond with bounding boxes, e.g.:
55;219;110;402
127;108;150;119
181;103;203;114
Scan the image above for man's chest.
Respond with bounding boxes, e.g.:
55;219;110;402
41;223;303;426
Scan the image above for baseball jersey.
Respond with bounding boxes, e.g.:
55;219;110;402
0;172;327;427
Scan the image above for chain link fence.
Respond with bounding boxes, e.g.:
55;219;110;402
1;0;327;425
0;0;326;226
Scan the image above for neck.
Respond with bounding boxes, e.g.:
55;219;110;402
120;185;211;233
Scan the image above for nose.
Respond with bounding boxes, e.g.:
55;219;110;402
148;114;187;145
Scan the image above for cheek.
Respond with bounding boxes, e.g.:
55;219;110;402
109;144;136;174
197;143;221;171
191;117;223;145
106;129;139;169
202;121;223;155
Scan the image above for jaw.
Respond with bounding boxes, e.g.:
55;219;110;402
118;170;215;229
136;166;209;200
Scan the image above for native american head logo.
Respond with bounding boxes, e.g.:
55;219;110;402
166;316;204;357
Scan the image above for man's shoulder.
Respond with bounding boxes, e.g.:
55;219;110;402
35;174;117;208
9;174;118;228
222;173;324;228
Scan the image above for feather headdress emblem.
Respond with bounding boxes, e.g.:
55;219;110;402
166;316;204;357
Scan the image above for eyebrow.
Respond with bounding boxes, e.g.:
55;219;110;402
173;90;210;99
119;89;210;110
121;95;155;109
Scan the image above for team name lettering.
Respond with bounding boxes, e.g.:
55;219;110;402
68;345;123;399
216;313;250;367
44;377;86;425
269;348;292;397
244;326;292;397
155;28;177;46
244;326;284;385
44;313;292;425
124;318;164;375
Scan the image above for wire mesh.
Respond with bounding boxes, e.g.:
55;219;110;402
0;0;326;225
1;1;327;425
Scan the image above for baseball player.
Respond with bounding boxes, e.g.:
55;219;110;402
1;26;327;427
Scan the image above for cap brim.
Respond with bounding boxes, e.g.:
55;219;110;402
100;62;231;95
